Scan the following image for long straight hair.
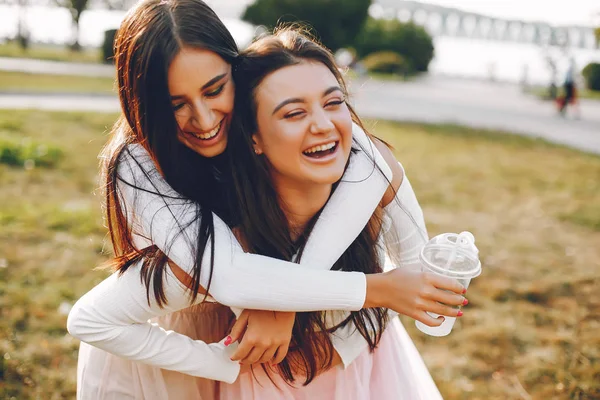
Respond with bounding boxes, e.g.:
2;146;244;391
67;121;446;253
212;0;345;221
100;0;239;306
227;27;390;385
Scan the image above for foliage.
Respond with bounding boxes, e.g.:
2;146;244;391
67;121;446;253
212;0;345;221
355;18;434;73
582;63;600;91
242;0;371;51
362;51;409;75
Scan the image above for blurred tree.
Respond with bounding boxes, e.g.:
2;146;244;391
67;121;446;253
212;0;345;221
354;18;434;73
242;0;371;51
595;27;600;47
362;51;410;76
53;0;90;50
16;0;31;49
582;63;600;91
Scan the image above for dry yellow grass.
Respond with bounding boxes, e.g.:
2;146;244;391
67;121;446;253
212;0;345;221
0;111;598;399
369;121;600;399
0;42;102;64
0;71;116;95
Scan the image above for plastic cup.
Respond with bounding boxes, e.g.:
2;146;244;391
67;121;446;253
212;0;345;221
415;231;481;337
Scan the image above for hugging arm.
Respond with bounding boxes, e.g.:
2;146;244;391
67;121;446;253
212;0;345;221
328;145;431;368
117;124;391;311
67;126;392;380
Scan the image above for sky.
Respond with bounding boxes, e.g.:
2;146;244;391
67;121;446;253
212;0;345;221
205;0;600;27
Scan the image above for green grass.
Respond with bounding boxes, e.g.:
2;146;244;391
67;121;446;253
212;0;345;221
1;111;599;399
0;136;63;167
0;41;103;64
0;70;116;94
527;85;600;101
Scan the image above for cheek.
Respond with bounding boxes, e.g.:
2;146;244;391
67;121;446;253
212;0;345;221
219;85;235;114
335;108;353;151
264;123;305;155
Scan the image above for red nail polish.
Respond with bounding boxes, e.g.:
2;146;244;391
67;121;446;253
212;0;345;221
462;288;467;294
457;310;463;317
224;336;232;346
463;298;469;306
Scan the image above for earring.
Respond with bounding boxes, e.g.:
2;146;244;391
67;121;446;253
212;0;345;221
254;148;261;155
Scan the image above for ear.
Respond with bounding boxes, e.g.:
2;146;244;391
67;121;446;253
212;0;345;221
251;133;263;155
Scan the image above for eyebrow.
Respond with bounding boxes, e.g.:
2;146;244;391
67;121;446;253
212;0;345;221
271;86;343;115
170;73;228;100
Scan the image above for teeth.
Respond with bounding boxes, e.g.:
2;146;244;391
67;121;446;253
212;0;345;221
192;122;221;140
303;141;336;154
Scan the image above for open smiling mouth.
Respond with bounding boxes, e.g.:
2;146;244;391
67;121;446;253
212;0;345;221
302;141;339;159
187;119;223;141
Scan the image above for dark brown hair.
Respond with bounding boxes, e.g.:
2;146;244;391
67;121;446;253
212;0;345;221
227;27;389;385
100;0;238;305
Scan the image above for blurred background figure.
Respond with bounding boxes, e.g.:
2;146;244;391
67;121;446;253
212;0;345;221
558;57;581;117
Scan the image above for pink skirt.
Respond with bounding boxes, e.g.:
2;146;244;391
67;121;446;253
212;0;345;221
220;318;443;400
76;302;234;400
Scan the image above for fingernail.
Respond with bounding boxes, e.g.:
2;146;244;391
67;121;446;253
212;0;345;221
457;310;464;317
224;336;232;346
462;298;469;306
462;288;467;294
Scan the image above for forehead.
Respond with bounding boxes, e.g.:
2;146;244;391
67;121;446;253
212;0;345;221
168;47;230;92
257;62;339;103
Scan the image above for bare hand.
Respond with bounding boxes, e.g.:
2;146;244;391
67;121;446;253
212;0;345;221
228;310;295;365
367;269;467;327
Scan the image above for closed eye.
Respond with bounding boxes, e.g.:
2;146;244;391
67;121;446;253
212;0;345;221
206;83;226;98
172;103;186;112
284;110;306;119
325;99;345;108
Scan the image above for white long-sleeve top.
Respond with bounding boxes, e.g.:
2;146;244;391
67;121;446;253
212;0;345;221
327;162;428;366
67;156;428;384
68;125;398;383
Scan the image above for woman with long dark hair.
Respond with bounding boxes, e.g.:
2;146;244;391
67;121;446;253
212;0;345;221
67;0;467;398
219;27;445;398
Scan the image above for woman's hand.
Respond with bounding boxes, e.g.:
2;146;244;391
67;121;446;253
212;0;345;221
365;269;467;327
227;310;296;365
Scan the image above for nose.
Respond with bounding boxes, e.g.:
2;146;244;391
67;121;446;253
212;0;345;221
190;99;217;131
309;107;335;135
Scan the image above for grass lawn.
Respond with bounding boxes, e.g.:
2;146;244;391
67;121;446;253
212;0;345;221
0;70;116;94
1;110;599;399
527;85;600;101
0;42;103;64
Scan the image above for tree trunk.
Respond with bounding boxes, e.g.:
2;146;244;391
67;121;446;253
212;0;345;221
17;0;30;49
70;16;81;51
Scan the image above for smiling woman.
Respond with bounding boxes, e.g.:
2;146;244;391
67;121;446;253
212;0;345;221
252;62;353;192
66;0;417;398
219;27;448;398
169;48;235;158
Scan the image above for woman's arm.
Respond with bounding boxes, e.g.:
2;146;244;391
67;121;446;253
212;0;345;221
67;260;241;383
118;124;391;311
67;126;391;379
327;144;431;369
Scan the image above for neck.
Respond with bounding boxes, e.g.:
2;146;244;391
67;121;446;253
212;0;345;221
272;177;332;241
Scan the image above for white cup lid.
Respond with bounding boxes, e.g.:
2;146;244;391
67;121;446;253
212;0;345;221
419;231;482;278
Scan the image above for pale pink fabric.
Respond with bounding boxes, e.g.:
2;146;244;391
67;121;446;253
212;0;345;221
76;302;234;400
220;318;443;400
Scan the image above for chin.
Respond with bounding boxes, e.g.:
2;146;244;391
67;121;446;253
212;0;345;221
197;142;228;158
312;168;346;185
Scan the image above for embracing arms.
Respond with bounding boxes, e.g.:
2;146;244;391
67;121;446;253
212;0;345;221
67;125;393;381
